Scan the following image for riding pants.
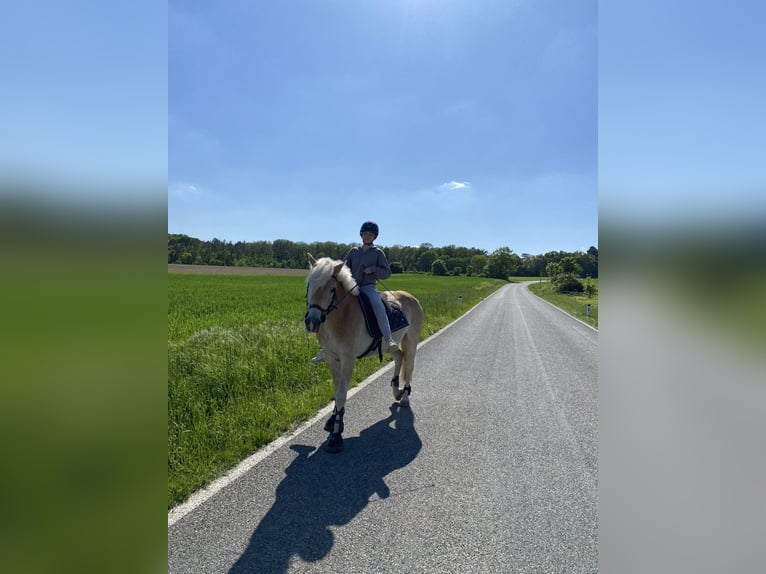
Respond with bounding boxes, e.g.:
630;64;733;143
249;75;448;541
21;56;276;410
359;284;392;340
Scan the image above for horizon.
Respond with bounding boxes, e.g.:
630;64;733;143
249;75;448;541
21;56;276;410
168;230;597;256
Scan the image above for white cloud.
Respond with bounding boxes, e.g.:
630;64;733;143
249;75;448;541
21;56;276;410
439;180;472;192
169;182;201;198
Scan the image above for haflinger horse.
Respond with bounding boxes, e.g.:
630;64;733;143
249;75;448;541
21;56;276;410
304;253;424;453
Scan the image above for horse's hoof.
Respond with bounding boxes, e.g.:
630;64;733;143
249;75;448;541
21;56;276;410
398;387;411;407
325;434;344;453
323;409;344;434
392;388;404;401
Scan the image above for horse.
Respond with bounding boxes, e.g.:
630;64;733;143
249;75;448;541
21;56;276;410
304;253;424;453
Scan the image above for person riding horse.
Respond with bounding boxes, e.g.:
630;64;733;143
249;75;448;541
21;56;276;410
304;250;423;452
310;221;399;364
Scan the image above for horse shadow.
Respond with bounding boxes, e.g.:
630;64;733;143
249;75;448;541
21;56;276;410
228;404;421;574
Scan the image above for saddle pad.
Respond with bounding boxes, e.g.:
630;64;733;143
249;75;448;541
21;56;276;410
358;291;409;338
388;303;409;333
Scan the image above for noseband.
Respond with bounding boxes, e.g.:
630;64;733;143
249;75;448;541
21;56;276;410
306;284;338;324
305;273;355;324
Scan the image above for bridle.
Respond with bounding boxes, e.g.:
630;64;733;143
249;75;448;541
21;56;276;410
305;274;356;324
306;284;337;324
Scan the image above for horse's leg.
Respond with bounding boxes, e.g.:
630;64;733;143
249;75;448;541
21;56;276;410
398;334;417;407
324;356;354;453
390;342;406;402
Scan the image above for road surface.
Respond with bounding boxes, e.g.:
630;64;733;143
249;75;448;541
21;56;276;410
168;282;598;573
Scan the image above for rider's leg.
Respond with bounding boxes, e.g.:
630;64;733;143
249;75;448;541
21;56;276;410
360;284;398;352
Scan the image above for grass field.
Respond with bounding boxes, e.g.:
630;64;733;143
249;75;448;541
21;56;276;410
168;272;505;508
527;279;599;328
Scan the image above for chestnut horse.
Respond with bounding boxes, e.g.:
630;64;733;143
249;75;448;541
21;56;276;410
304;254;424;452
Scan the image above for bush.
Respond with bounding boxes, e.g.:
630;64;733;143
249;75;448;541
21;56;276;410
390;261;404;274
584;275;597;298
552;273;584;293
431;259;448;276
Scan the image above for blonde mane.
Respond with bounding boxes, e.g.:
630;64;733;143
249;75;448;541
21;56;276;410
306;257;357;295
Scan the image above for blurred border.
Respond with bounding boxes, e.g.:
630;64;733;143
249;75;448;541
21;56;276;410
599;1;766;572
0;2;167;573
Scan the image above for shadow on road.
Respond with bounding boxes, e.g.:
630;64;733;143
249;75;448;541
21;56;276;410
229;404;421;573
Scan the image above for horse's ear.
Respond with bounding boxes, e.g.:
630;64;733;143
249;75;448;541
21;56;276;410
333;261;345;276
307;253;317;268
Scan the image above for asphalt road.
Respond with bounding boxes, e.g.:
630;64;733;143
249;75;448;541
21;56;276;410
168;282;598;573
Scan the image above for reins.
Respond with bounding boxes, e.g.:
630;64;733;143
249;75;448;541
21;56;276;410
332;277;358;309
376;277;395;295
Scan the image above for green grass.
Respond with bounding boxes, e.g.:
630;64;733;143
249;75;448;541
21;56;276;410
527;279;599;328
168;273;505;508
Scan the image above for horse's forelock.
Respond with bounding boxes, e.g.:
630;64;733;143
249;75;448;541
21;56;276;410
306;257;354;294
306;258;333;290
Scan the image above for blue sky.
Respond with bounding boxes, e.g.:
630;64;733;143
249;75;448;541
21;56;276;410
169;0;597;255
599;1;766;227
1;3;166;197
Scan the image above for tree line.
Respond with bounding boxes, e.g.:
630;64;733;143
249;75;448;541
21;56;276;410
168;234;598;280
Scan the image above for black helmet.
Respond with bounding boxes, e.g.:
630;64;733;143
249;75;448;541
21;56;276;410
359;221;379;237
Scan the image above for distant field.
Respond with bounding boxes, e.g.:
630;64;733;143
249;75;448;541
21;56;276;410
168;270;505;507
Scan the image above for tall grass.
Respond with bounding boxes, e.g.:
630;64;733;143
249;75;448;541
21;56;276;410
527;279;599;328
168;273;505;507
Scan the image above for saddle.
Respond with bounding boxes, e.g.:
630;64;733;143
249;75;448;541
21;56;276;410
357;291;409;360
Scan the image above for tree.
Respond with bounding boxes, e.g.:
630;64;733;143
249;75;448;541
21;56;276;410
417;249;439;273
582;246;599;278
431;259;448;276
486;247;518;279
166;233;597;279
545;261;562;278
558;255;583;276
469;254;488;276
521;254;546;277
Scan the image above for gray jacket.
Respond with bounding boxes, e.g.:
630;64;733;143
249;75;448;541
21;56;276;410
344;245;392;286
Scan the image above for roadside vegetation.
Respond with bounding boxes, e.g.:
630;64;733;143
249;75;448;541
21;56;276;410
527;279;599;328
526;254;599;328
168;273;505;508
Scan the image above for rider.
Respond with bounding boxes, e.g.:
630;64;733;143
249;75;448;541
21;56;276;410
310;221;399;364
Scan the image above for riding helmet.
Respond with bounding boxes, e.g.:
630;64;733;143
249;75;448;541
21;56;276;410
359;221;379;238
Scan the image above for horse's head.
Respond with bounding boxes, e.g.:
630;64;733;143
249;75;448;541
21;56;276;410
304;253;358;333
